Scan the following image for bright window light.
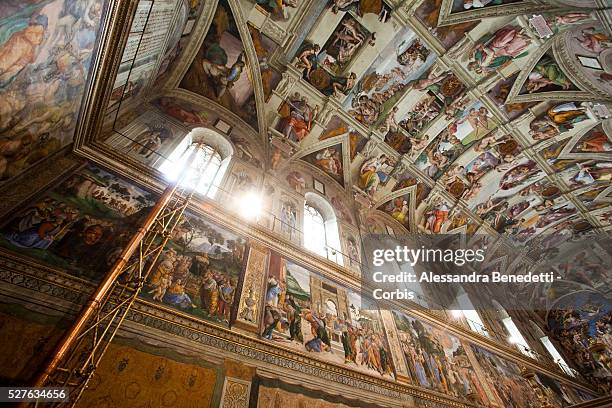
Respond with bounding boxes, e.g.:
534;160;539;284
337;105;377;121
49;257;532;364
540;336;575;376
303;203;344;266
503;317;535;358
238;191;263;220
456;292;489;337
304;204;327;258
158;136;224;198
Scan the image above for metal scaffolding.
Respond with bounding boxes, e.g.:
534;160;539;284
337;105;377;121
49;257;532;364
29;146;203;408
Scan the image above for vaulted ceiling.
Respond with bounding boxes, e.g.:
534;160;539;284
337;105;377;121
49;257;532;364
100;0;612;248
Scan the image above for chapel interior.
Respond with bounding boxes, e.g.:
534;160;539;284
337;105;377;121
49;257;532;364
0;0;611;407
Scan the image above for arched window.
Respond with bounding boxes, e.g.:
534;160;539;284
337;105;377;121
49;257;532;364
494;303;535;358
303;193;343;265
452;287;489;337
158;129;232;198
529;321;575;376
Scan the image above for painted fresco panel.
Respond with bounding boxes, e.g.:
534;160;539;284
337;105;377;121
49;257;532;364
0;165;155;280
261;252;396;379
180;0;258;129
470;344;540;407
392;310;490;404
0;164;248;327
0;0;106;183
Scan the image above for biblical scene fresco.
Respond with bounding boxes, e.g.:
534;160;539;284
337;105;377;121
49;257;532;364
541;129;612;191
536;373;595;406
574;184;610;211
520;52;578;95
319;14;370;76
392;91;444;149
549;243;611;290
344;30;437;127
413;0;479;50
153;96;211;127
355;152;396;199
262;253;396;379
392;171;432;204
0;165;155;280
379;193;413;229
526;102;592;144
328;0;392;22
569;124;612;156
414;99;499;182
251;0;299;22
450;0;520;13
547;292;611;394
392;311;490;404
470;345;540;407
469;157;546;209
249;26;281;101
562;22;612;97
461;24;533;79
487;73;537;120
141;211;247;326
180;0;258;129
0;0;105;183
301;145;345;187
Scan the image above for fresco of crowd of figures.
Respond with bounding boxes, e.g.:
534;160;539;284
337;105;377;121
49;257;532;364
0;164;601;406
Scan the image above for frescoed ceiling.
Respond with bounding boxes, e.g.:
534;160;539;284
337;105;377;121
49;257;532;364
10;0;608;247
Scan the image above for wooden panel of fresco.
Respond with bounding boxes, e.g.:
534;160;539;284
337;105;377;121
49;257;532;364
392;310;491;405
0;0;106;183
261;252;396;379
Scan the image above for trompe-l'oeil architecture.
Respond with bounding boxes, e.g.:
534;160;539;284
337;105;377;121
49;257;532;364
0;0;610;406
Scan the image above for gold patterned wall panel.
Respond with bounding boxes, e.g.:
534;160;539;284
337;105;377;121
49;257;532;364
0;311;64;383
257;385;353;408
78;343;218;408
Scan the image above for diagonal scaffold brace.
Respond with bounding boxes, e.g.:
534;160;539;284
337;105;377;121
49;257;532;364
26;145;204;408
